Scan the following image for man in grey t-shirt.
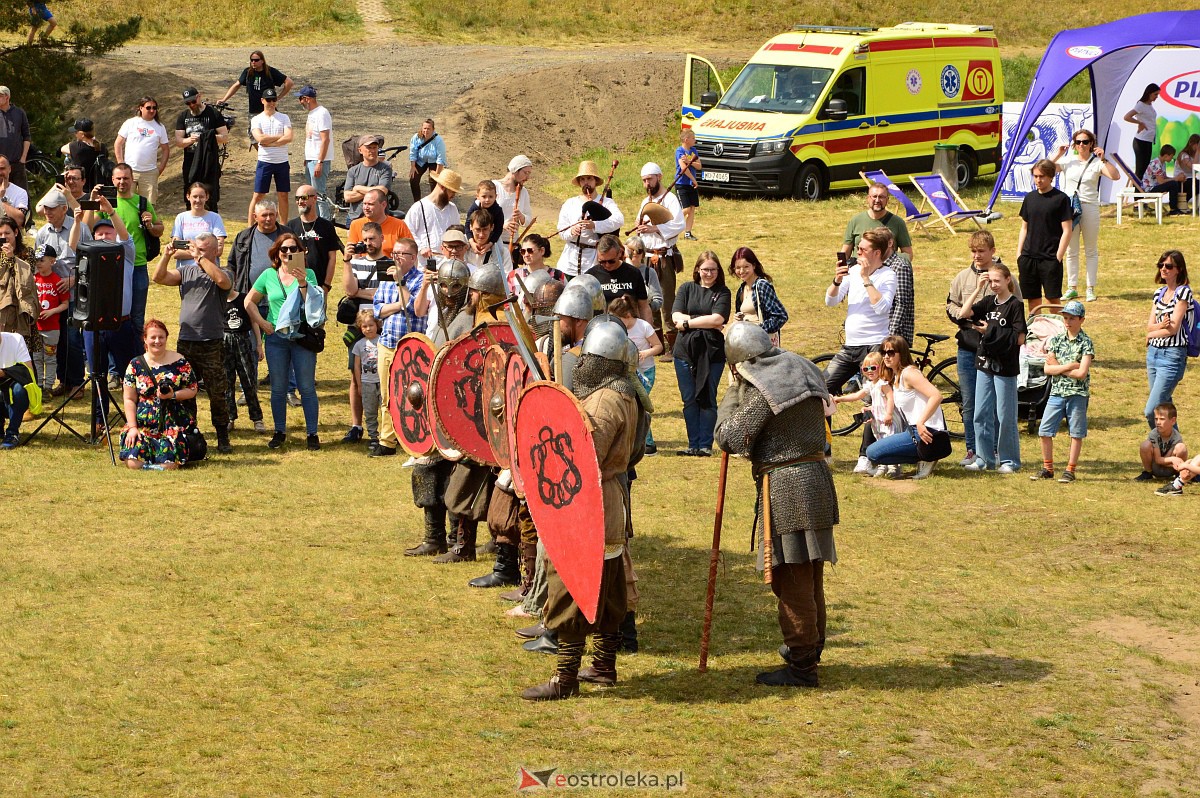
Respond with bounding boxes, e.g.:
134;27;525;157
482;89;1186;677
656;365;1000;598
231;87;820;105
153;232;235;453
342;135;394;221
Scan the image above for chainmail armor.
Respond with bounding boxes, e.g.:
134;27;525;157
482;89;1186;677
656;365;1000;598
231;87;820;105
572;353;637;401
716;383;838;566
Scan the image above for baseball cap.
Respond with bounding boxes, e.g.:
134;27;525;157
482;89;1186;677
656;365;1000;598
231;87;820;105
640;162;663;178
297;85;317;99
34;243;58;260
508;154;533;173
441;229;467;244
359;134;384;147
69;118;94;134
262;88;278;101
1061;300;1085;318
182;87;200;101
92;217;115;232
36;189;67;210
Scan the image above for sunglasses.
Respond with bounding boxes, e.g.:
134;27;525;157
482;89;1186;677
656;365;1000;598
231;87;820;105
296;194;317;200
882;350;898;356
597;257;621;266
520;248;537;255
143;105;157;111
861;365;878;373
279;245;300;253
1160;262;1177;270
250;58;263;63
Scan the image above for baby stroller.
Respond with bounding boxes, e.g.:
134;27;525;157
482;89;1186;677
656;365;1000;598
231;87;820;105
1017;306;1067;433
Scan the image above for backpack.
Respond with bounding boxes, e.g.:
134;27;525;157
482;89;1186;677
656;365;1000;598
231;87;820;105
1156;286;1200;357
138;195;161;261
90;143;115;188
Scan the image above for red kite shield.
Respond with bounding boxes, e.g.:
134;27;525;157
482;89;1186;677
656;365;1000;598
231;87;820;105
514;381;604;624
428;346;461;460
505;352;531;496
482;345;511;469
430;323;517;465
390;333;436;457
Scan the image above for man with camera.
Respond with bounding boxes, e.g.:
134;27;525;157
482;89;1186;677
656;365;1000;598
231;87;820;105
287;185;342;295
109;163;163;337
174;88;230;213
343;136;394;222
347;188;412;256
371;237;428;457
342;221;389;446
152;233;234;453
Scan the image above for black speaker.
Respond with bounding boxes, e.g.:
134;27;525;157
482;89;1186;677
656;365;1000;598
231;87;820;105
73;240;125;331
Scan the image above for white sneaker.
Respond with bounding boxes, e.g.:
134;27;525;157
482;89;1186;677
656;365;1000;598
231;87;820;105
401;456;416;468
1086;287;1097;302
853;456;873;475
963;459;987;471
888;465;902;478
913;460;936;480
997;463;1019;474
958;450;976;467
871;464;887;478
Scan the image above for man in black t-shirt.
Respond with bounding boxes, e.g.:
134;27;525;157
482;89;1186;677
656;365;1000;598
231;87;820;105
287;184;343;293
174;88;230;212
1016;159;1073;314
585;234;653;324
218;51;293;121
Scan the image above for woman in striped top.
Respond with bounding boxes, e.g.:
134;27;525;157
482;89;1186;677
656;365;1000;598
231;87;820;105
1145;250;1192;426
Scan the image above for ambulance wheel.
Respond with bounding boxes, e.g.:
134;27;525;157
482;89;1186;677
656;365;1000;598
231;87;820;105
792;163;826;201
956;149;977;190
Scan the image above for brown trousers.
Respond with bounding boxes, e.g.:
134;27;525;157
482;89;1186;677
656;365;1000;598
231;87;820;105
771;560;825;652
653;251;682;334
543;554;627;643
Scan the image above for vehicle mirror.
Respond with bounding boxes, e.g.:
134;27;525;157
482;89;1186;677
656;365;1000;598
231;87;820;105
823;98;848;121
699;90;719;111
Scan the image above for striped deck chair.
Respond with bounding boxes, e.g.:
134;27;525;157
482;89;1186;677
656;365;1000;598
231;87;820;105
859;170;933;239
1110;151;1167;224
909;173;986;234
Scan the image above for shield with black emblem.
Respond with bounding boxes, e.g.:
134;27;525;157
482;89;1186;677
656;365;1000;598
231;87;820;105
429;322;517;465
482;344;511;469
513;380;604;623
389;333;436;457
505;351;532;496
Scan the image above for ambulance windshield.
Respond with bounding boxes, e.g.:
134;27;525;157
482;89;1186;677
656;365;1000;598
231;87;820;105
718;65;833;114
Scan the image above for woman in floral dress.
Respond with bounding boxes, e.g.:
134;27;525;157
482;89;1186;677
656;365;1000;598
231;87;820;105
120;319;198;469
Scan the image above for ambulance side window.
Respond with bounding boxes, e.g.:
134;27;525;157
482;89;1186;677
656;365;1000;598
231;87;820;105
825;67;866;118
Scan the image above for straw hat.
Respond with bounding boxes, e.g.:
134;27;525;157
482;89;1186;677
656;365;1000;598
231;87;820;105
430;168;463;194
572;160;603;186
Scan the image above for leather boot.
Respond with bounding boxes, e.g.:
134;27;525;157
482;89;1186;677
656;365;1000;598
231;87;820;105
433;518;477;563
521;639;584;701
515;623;545;640
619;610;638;653
579;632;620;685
216;426;233;454
405;508;448;556
499;540;537;601
522;628;558;654
468;543;520;588
758;645;820;688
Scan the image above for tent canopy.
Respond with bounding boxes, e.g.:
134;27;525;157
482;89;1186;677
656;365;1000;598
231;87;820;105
988;10;1200;210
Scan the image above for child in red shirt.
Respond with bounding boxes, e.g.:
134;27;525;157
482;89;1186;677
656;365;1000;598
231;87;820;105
33;244;68;390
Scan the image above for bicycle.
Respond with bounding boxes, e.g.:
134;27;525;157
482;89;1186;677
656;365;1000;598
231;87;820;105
208;101;238;170
24;145;60;182
814;331;963;439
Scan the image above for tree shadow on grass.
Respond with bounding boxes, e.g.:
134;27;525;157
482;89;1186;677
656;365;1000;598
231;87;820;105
612;653;1052;703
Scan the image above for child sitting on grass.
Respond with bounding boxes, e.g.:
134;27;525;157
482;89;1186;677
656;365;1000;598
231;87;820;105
351;308;382;448
834;351;899;477
1137;402;1187;482
1156;453;1200;497
1030;299;1094;483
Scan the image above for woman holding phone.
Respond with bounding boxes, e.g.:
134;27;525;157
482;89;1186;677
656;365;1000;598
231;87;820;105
245;232;321;450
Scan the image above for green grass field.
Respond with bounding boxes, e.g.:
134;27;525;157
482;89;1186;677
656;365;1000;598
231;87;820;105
3;164;1200;795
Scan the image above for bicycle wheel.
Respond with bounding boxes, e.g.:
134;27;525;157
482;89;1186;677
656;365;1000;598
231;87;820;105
926;357;965;440
811;352;863;436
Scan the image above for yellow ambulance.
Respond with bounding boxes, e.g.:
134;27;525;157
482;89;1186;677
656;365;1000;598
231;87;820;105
681;23;1004;199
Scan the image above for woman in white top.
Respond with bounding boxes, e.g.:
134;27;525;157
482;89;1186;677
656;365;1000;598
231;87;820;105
1123;83;1160;181
1051;129;1118;303
864;335;946;480
171;182;227;267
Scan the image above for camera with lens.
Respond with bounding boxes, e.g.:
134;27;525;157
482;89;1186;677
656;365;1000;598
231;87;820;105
350;242;368;255
157;378;174;396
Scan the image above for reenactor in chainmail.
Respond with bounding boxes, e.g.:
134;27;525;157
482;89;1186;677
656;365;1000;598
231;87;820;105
522;320;642;701
715;322;840;688
404;258;470;558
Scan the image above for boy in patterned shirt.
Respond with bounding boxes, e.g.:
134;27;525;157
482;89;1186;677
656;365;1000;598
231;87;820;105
1031;300;1094;483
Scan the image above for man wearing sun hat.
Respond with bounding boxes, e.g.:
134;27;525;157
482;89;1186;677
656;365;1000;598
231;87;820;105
556;160;624;278
407;167;462;260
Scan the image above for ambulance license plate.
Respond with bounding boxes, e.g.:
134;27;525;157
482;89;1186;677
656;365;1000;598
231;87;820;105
702;171;729;183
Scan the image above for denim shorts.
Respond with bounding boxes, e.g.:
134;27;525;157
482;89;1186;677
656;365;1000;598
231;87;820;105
1038;394;1088;439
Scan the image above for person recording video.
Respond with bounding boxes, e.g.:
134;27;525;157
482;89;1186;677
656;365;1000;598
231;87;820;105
341;221;392;444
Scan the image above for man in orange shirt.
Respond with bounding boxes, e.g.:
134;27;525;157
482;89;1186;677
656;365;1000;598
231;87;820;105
348;188;412;255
